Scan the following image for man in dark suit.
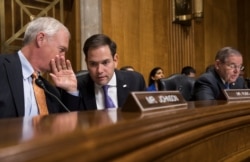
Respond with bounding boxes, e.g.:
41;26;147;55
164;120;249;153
0;17;77;118
193;47;247;100
63;34;146;110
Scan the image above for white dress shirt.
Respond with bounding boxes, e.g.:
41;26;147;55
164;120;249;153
18;50;39;116
95;73;118;110
95;73;118;122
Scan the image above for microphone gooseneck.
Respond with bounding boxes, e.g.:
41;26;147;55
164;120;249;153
35;79;70;112
35;79;46;89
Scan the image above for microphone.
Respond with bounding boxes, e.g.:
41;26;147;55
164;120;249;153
35;78;70;112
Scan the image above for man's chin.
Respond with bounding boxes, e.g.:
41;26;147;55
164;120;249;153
96;80;108;86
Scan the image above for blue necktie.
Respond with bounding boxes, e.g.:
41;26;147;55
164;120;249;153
102;85;115;108
225;83;230;89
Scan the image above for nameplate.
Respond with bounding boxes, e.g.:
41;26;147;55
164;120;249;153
122;91;187;112
223;89;250;101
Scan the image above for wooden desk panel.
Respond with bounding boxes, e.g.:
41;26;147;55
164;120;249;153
0;101;250;161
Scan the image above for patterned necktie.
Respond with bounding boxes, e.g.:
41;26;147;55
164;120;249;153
102;85;115;108
32;73;49;115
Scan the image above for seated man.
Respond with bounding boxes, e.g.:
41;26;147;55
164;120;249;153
181;66;196;78
63;34;146;110
0;17;76;118
120;65;135;71
193;47;247;100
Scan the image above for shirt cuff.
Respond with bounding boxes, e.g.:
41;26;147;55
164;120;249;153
68;90;79;96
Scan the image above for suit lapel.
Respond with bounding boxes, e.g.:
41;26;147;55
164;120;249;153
213;70;226;90
83;77;97;110
116;71;130;107
4;54;25;116
218;81;226;90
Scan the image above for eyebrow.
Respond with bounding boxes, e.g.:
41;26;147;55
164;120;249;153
59;46;68;52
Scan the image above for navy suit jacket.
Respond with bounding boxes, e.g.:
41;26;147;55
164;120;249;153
63;70;146;111
0;53;66;118
193;69;247;100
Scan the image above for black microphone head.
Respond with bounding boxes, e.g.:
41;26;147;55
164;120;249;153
35;78;46;89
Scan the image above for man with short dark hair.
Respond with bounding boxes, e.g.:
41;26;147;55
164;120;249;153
181;66;196;78
63;34;146;110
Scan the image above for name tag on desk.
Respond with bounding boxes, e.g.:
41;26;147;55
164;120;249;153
122;91;187;112
223;89;250;101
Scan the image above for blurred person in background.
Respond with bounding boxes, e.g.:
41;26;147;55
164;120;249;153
146;67;165;91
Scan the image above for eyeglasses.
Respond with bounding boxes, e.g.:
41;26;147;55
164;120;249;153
225;63;244;71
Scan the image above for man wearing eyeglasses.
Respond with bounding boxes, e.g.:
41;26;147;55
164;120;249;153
193;46;247;100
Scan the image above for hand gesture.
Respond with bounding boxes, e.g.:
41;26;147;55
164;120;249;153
50;55;77;93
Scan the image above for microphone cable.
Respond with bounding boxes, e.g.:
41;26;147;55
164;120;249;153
35;79;71;112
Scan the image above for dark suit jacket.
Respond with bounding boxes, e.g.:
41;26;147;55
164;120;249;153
0;53;66;118
193;69;246;100
63;70;146;111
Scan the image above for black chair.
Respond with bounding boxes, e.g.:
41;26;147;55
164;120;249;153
75;70;89;77
158;74;195;101
245;78;250;88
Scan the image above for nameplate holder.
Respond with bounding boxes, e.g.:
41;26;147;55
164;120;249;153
122;91;187;112
223;89;250;101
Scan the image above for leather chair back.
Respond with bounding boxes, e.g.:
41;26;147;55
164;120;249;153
75;70;89;77
158;74;195;101
245;78;250;88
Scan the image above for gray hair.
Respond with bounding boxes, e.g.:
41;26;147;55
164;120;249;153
215;47;242;63
23;17;70;45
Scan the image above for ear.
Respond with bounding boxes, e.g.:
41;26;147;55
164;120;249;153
36;32;46;47
113;53;119;68
214;60;220;70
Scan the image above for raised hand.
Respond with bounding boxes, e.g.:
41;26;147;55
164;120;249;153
50;55;77;93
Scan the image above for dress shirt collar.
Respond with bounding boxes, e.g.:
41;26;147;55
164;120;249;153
108;72;117;87
18;50;34;79
220;78;227;84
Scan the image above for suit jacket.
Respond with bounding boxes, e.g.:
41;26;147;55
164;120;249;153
63;70;146;111
193;69;246;100
0;53;66;118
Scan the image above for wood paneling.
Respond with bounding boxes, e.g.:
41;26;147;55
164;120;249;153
102;0;250;85
1;0;249;81
65;0;81;72
204;0;238;69
238;0;250;79
102;0;197;85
